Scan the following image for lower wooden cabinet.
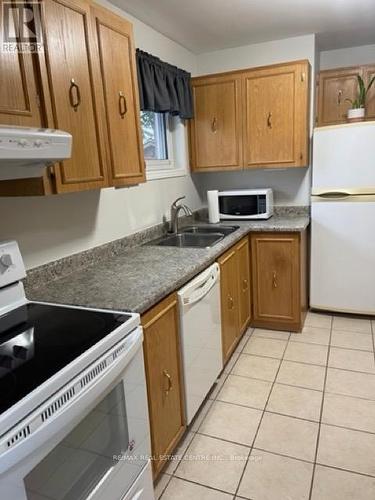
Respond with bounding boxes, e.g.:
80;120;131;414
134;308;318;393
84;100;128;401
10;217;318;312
218;236;251;363
250;231;307;331
141;293;185;478
236;237;251;334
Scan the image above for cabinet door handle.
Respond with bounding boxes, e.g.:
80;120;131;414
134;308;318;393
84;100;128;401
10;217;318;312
337;90;342;105
211;117;217;133
119;91;127;118
228;294;234;310
69;79;81;112
242;278;248;291
272;271;278;289
163;369;173;395
267;112;272;129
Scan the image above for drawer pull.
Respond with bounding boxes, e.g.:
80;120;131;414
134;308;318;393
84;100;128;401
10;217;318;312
267;112;272;129
163;369;173;395
211;117;217;133
228;294;234;310
242;278;248;291
272;271;278;289
69;79;81;111
337;90;342;105
119;91;127;118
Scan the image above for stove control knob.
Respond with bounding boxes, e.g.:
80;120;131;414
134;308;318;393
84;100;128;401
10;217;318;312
0;254;13;269
13;345;28;360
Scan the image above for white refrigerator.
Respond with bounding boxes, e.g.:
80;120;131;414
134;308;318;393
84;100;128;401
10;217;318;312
310;121;375;315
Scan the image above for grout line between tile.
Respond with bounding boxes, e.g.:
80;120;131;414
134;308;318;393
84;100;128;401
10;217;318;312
233;332;290;498
308;314;333;500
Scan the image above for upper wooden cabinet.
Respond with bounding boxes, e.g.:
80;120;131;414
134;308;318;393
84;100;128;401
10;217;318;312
317;67;360;126
250;231;307;332
189;74;242;171
364;65;375;120
0;0;43;127
141;293;185;479
243;61;309;168
0;0;145;195
90;4;145;186
317;63;375;126
189;60;310;172
39;0;108;193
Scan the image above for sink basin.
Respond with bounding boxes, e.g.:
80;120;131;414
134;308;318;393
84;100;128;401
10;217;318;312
180;225;240;236
151;232;224;248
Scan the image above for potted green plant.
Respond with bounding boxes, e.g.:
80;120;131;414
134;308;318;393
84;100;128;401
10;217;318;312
346;74;375;122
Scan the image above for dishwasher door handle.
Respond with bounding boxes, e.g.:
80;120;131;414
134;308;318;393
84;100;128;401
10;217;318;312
181;274;219;306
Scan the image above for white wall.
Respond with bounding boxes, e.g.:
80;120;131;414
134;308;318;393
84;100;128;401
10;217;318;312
320;44;375;70
0;2;203;270
194;34;317;207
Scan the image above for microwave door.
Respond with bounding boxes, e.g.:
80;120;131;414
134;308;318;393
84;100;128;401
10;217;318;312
219;195;260;217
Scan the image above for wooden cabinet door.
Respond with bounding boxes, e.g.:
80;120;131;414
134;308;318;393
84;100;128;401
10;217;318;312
91;4;145;186
317;67;361;126
251;233;300;328
364;65;375;119
243;61;309;168
236;237;251;334
40;0;108;193
141;294;185;478
0;0;43;126
218;248;239;363
189;74;242;171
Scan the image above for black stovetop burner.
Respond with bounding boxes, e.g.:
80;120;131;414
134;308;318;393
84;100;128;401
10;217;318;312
0;302;130;416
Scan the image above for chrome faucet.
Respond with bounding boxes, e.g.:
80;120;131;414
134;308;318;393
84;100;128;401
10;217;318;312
169;196;193;234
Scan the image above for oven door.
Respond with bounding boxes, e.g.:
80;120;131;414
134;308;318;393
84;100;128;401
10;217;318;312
0;327;153;500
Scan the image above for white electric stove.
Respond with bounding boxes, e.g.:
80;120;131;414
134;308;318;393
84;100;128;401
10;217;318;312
0;241;154;500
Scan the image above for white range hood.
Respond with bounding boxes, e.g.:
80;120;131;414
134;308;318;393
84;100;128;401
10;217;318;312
0;125;72;179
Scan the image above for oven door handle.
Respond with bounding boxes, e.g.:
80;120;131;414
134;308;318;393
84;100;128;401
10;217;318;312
0;326;143;475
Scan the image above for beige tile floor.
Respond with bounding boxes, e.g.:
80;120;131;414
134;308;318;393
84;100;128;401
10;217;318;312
155;312;375;500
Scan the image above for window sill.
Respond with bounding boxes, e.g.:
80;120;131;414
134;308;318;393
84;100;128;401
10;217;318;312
146;165;187;181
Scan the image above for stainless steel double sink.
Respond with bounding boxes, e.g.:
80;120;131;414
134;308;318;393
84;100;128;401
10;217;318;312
149;225;240;248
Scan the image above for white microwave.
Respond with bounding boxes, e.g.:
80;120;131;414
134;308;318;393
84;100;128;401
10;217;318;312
218;189;273;220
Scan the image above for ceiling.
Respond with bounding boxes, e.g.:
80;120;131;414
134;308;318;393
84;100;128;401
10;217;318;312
110;0;375;54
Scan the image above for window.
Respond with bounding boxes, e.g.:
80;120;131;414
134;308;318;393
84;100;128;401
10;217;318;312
140;111;187;180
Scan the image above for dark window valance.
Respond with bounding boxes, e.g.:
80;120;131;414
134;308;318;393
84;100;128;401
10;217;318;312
136;49;194;119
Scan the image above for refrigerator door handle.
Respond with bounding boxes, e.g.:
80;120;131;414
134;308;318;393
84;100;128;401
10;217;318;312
314;191;352;199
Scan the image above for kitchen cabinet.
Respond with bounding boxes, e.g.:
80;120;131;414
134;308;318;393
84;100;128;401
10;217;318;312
364;65;375;119
217;236;251;363
250;231;307;332
141;293;185;479
218;247;239;363
316;63;375;126
0;0;145;196
0;45;42;126
188;60;310;172
243;61;309;168
38;0;109;193
0;1;43;127
236;237;251;334
90;4;145;186
189;74;243;171
317;67;360;126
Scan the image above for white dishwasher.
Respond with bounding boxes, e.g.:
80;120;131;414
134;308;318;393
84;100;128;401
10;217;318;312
178;263;223;424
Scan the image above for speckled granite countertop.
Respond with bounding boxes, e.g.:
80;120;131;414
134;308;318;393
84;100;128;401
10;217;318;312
27;214;309;314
